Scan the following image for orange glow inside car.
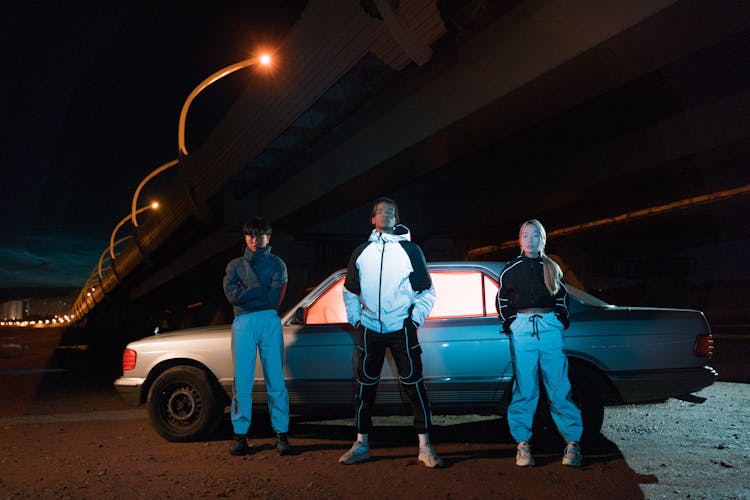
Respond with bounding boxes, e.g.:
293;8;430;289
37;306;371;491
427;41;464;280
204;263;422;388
304;271;499;325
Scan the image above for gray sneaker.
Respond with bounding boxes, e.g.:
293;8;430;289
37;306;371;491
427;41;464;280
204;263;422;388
418;444;445;468
339;441;371;464
229;434;249;456
276;432;292;456
562;441;583;467
516;441;534;467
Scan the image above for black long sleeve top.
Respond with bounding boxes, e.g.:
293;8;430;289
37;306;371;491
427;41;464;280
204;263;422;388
497;254;570;333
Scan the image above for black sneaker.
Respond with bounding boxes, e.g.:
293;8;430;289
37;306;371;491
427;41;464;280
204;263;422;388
230;434;249;456
276;432;292;455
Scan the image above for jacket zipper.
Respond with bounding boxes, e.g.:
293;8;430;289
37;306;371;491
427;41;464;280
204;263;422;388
377;238;385;332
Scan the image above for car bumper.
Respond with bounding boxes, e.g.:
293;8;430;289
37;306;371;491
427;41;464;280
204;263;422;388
113;377;144;405
609;365;718;403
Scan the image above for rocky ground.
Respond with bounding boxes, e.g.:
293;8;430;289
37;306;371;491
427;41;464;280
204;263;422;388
0;327;747;499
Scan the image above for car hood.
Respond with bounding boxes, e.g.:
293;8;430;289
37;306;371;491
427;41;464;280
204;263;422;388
132;325;231;345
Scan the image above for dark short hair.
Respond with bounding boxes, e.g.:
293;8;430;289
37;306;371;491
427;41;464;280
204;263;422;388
370;196;400;222
243;216;272;236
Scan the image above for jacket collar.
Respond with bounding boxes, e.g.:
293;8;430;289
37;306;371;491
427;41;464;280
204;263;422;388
519;252;543;262
244;246;271;260
368;224;411;243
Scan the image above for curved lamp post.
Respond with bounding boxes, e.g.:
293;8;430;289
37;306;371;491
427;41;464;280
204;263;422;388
177;53;272;156
130;53;271;229
97;235;133;286
111;202;159;265
131;159;178;228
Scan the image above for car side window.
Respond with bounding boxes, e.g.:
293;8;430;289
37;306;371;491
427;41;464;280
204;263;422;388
428;271;499;319
483;275;499;317
304;278;348;324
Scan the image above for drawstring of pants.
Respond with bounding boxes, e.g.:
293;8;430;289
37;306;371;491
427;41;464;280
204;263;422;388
528;314;542;338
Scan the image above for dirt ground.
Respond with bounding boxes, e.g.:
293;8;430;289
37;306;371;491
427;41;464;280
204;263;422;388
0;327;748;499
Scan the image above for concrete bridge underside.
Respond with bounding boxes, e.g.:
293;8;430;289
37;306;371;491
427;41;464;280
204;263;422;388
74;0;750;328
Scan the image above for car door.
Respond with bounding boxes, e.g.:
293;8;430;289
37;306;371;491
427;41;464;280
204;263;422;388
409;269;513;414
280;268;513;416
282;277;358;413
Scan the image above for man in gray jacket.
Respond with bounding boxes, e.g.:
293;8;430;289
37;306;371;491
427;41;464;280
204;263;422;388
223;216;291;456
339;197;443;468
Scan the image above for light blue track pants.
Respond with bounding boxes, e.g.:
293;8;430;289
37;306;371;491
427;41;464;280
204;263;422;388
231;309;289;436
507;312;583;443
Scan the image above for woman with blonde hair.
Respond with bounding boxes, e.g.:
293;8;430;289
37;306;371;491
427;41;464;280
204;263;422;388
497;219;583;467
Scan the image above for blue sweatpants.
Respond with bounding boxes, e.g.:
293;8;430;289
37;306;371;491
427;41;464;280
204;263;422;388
231;309;289;435
507;312;583;443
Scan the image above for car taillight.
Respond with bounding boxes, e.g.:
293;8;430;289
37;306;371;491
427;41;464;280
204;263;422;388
693;334;714;358
122;349;137;371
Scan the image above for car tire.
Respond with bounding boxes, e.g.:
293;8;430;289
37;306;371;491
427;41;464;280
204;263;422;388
147;366;223;442
568;365;605;445
531;365;605;446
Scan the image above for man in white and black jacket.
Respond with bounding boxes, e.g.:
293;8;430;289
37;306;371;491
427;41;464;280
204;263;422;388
338;197;443;468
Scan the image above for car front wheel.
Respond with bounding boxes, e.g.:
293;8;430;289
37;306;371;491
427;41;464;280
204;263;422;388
146;366;223;442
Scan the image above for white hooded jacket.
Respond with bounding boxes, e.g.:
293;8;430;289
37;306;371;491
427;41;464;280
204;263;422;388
342;224;436;333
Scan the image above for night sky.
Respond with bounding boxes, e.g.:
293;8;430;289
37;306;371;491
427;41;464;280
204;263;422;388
0;1;305;297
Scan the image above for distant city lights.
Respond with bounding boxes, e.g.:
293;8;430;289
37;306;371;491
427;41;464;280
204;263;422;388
0;313;76;328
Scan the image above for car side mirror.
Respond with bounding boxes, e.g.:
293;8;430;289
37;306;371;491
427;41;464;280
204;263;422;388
294;306;307;325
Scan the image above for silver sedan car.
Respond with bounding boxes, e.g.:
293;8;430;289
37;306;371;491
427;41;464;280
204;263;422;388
114;262;716;442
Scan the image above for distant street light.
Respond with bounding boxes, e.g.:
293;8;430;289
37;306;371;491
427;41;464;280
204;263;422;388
177;52;272;156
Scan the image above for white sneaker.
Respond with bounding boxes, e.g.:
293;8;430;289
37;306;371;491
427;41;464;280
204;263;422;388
516;441;535;467
562;441;583;467
418;444;444;468
338;441;371;464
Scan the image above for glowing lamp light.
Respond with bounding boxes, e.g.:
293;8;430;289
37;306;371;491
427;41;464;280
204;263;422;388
178;51;275;156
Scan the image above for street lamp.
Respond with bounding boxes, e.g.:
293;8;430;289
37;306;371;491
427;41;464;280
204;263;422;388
131;159;178;228
130;52;272;229
110;202;159;267
177;52;272;156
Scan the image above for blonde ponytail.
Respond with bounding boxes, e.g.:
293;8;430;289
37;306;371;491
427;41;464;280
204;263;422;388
541;254;562;296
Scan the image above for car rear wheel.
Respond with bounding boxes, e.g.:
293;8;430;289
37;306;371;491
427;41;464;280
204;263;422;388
568;365;605;444
147;366;223;442
534;365;604;444
533;364;605;445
